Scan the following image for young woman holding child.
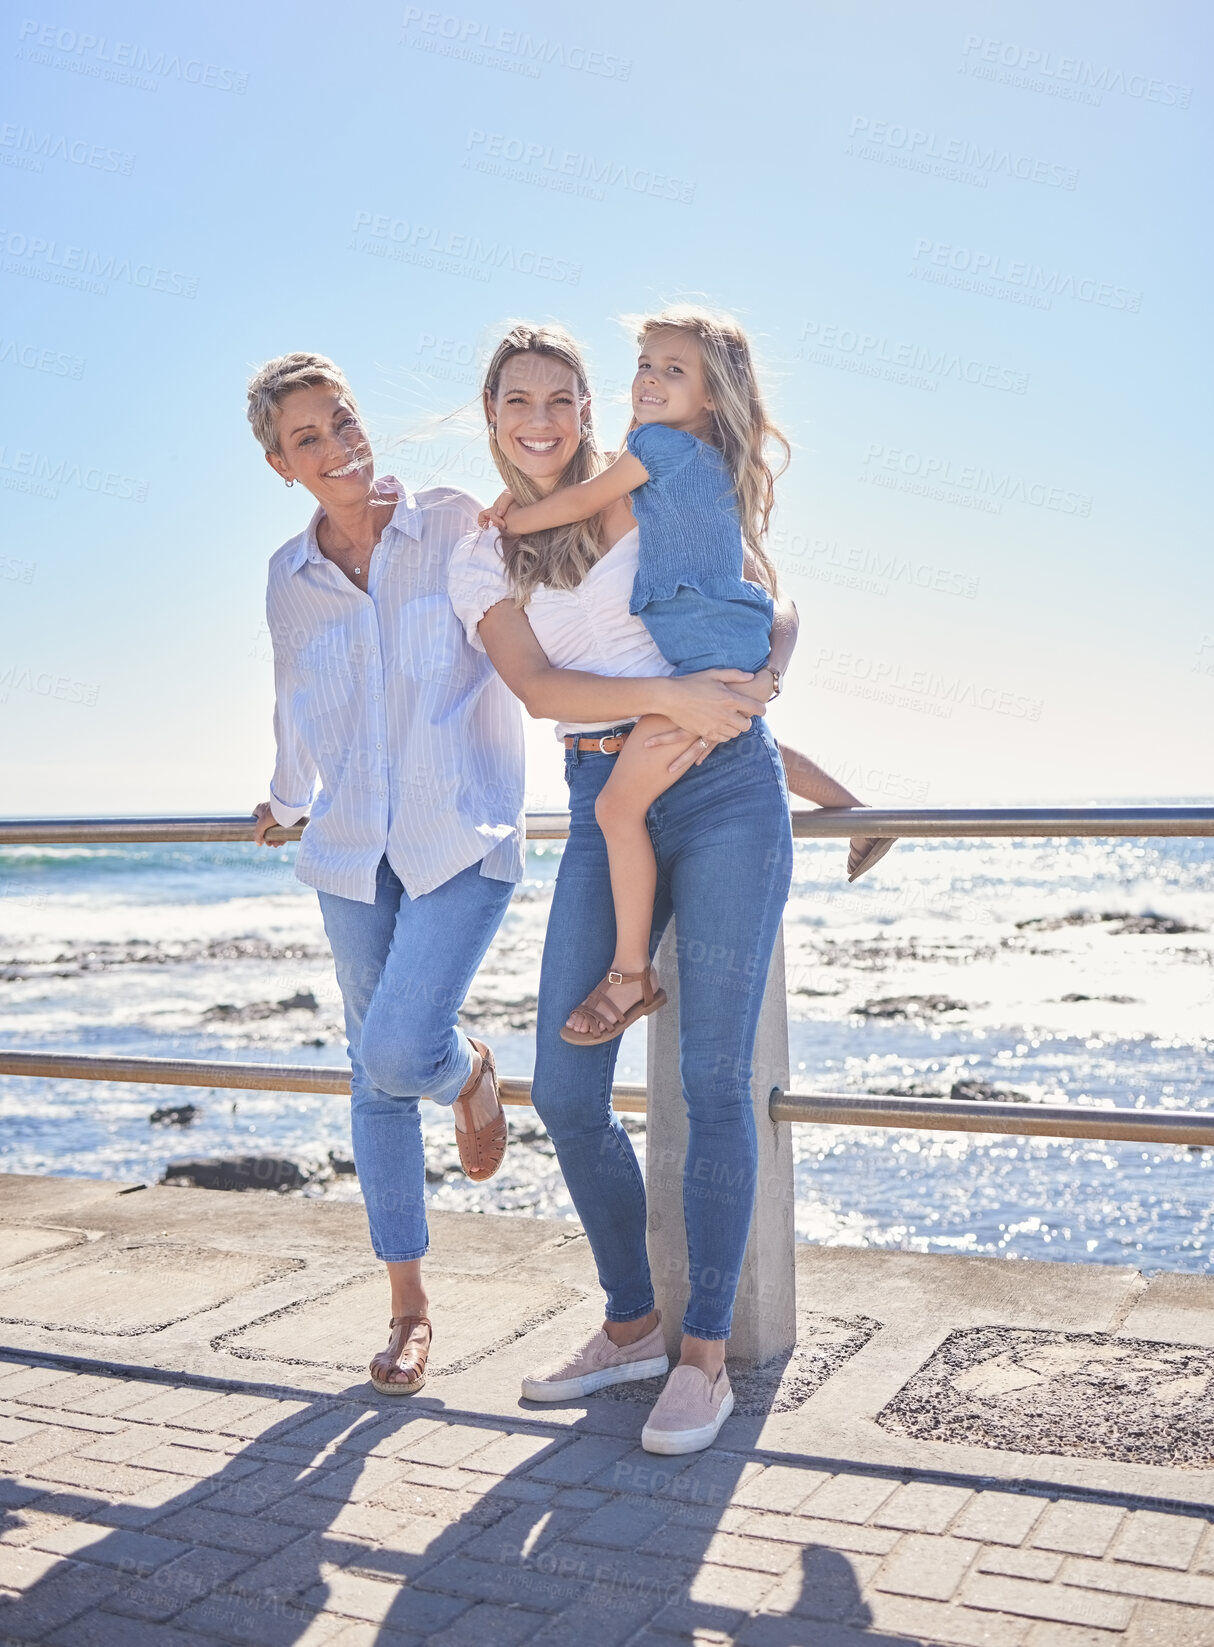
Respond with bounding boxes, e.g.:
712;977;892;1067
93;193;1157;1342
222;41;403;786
449;310;891;1453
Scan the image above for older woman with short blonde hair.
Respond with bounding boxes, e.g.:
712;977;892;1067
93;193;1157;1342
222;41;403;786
248;352;524;1395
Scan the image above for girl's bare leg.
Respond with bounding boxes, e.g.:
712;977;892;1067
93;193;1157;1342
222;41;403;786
565;715;698;1034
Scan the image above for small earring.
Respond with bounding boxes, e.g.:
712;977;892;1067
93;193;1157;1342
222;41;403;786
284;477;295;488
488;423;497;437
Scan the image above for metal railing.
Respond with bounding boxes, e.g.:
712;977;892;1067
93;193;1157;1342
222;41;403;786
2;808;1212;1147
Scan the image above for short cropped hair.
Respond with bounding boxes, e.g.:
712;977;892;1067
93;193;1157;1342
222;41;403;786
246;352;359;454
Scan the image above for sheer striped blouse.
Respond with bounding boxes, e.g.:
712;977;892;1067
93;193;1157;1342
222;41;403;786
266;477;525;904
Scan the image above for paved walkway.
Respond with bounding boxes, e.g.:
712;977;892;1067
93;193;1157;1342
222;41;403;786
1;1173;1213;1644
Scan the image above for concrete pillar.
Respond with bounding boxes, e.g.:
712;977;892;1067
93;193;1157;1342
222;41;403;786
644;922;797;1367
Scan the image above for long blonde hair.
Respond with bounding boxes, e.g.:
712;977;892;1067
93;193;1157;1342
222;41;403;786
631;305;789;592
482;324;606;602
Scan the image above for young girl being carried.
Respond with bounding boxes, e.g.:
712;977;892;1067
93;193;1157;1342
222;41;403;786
481;306;894;1047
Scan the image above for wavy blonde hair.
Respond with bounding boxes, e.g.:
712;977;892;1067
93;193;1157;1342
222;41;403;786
630;305;789;592
482;323;607;602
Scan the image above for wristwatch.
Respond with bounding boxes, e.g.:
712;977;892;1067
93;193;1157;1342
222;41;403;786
764;666;782;699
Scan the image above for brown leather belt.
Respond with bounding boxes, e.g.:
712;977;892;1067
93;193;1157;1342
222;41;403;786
562;725;634;755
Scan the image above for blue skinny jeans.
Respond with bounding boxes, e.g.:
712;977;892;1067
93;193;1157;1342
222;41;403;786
318;857;514;1262
530;720;793;1340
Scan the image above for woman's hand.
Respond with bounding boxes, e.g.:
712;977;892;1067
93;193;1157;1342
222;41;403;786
252;801;282;847
477;490;516;531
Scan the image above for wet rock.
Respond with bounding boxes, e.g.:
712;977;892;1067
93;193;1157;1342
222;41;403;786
149;1104;198;1127
854;994;968;1019
1017;910;1201;935
869;1081;947;1098
949;1079;1033;1104
1059;992;1139;1004
203;990;319;1023
161;1156;309;1192
327;1151;356;1176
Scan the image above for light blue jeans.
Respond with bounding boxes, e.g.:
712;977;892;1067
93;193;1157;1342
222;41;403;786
530;720;793;1340
318;857;515;1262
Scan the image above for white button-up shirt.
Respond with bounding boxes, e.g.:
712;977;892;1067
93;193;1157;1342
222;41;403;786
266;477;525;904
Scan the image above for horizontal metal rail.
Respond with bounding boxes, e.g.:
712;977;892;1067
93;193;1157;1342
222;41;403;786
1;1050;1210;1145
1;807;1213;846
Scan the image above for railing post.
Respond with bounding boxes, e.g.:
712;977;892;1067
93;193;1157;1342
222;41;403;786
645;923;797;1368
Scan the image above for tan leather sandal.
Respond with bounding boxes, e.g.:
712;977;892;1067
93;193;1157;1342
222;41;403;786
559;966;667;1048
452;1038;507;1183
369;1315;431;1395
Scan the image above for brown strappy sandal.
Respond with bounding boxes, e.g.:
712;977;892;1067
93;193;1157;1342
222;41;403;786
451;1038;507;1183
559;966;667;1048
369;1315;432;1395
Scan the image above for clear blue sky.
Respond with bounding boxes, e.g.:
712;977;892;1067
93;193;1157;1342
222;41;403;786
2;0;1210;814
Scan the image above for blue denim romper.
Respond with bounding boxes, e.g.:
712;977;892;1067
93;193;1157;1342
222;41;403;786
626;422;774;676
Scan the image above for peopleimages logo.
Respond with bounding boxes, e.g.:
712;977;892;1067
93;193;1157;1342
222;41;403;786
909;239;1142;314
402;8;631;80
351;211;581;285
465;129;695;204
798;320;1028;396
0;445;149;502
15;20;248;93
0;227;198;298
0;122;135;175
847;116;1077;189
861;443;1092;517
0;337;84;377
959;35;1191;109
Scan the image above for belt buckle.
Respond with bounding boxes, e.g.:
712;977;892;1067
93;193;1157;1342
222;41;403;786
596;733;615;754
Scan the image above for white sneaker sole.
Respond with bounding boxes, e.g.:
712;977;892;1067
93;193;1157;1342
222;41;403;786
641;1386;735;1455
521;1354;669;1403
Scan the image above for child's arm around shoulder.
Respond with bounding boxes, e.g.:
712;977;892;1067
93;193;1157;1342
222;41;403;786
502;448;649;535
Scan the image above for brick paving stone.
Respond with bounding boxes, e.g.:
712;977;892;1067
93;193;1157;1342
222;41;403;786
758;1546;882;1621
263;1406;367;1453
428;1600;548;1646
119;1386;229;1425
1025;1623;1132;1647
0;1507;72;1550
0;1477;44;1510
459;1431;564;1477
551;1487;608;1511
798;1473;898;1525
696;1533;802;1577
104;1542;255;1621
229;1531;352;1602
177;1589;340;1645
953;1491;1049;1547
0;1370;79;1404
69;1425;175;1464
93;1473;212;1528
167;1393;273;1434
460;1504;588;1567
1031;1501;1126;1558
213;1398;313;1440
732;1465;832;1514
51;1380;171;1418
412;1551;588;1611
304;1455;412;1505
646;1561;778;1635
863;1592;1032;1645
375;1478;508;1526
24;1455;169;1497
527;1436;634;1486
128;1440;258;1479
1062;1554;1214;1607
875;1532;978;1601
872;1481;973;1534
0;1556;124;1640
529;1588;660;1647
31;1521;186;1570
399;1424;505;1468
976;1546;1065;1582
49;1615;206;1647
0;1403;122;1436
325;1624;426;1647
587;1446;700;1496
206;1461;317;1514
0;1544;63;1590
263;1491;371;1532
962;1572;1134;1630
305;1568;466;1631
349;1517;477;1583
0;1413;52;1444
1112;1510;1209;1571
1125;1597;1214;1644
663;1451;761;1506
735;1512;901;1555
571;1497;670;1549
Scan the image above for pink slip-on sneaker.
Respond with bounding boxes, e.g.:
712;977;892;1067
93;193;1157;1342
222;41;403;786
641;1364;734;1454
522;1320;669;1402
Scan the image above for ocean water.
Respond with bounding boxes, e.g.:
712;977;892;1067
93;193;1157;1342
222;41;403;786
1;820;1211;1272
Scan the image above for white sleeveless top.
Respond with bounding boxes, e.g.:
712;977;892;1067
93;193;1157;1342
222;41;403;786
448;526;675;737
